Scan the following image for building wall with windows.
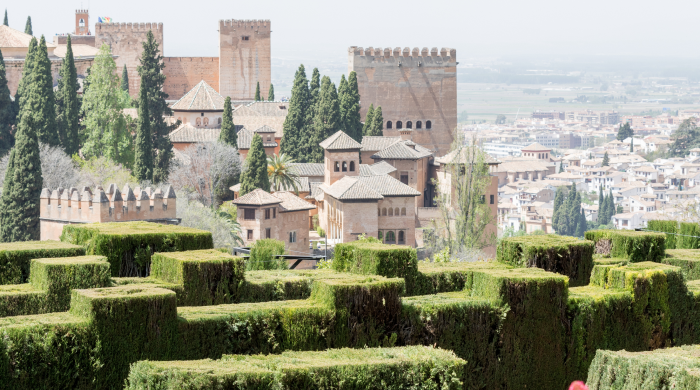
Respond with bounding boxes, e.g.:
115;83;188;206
377;196;416;247
237;203;310;254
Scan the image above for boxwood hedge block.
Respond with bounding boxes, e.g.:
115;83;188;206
238;269;315;302
584;230;665;262
150;250;245;306
60;221;214;277
497;235;594;286
411;261;478;296
332;242;418;293
586;346;700;390
0;284;45;317
592;256;628;266
0;241;85;284
664;249;700;281
126;346;466;390
647;220;679;249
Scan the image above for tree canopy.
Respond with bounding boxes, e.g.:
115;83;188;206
55;35;80;156
310;76;340;163
0;49;14;155
669;118;699;157
239;133;270;196
24;16;31;35
267;84;274;101
279;65;310;162
617;122;633;141
32;37;58;146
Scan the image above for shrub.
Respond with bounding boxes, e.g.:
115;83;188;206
247;238;286;270
0;241;85;284
678;223;700;250
333;242;418;294
584;230;665;262
497;234;594;286
316;226;325;237
664;249;700;281
60;221;214;277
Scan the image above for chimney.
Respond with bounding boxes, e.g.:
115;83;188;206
399;128;412;141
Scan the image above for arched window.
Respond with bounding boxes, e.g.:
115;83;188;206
378;231;383;240
386;231;396;243
349;161;355;171
342;161;347;172
334;161;340;172
398;231;404;243
394;207;399;216
407;121;413;129
79;18;85;27
388;208;393;216
426;120;432;129
387;121;392;129
196;117;201;126
218;118;222;124
396;121;403;129
401;207;406;216
382;208;387;216
203;117;209;126
416;121;422;129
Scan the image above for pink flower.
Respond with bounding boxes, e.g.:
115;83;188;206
569;381;588;390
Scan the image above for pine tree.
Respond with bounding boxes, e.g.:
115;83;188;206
267;83;274;101
3;10;7;26
602;151;609;166
362;104;375;137
31;36;58;146
239;133;269;196
121;64;129;93
279;65;309;162
218;96;236;147
0;49;14;155
138;30;174;183
340;71;362;142
134;81;152;181
310;76;340;163
369;106;384;137
55;35;80;156
24;16;31;35
254;81;261;101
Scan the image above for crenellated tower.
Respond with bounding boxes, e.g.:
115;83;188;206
75;9;90;36
218;19;271;100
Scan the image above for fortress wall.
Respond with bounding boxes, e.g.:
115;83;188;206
219;19;271;100
163;57;219;101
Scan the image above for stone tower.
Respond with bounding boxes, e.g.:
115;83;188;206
75;9;89;36
218;19;271;100
349;47;457;157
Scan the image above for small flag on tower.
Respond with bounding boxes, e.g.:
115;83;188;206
98;17;112;23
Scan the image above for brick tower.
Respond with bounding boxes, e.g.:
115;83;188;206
75;9;90;35
219;19;271;100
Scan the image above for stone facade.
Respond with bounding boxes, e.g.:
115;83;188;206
219;20;271;101
5;57;93;95
349;46;457;156
163;57;220;100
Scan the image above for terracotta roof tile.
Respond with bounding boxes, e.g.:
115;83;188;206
319;177;383;200
273;191;316;212
371;141;432;160
319;130;362;150
357;175;421;196
237;128;278;149
169;124;221;143
360;136;401;151
289;163;325;177
232;188;282;206
359;161;397;176
521;142;551;152
171;80;225;111
0;25;55;48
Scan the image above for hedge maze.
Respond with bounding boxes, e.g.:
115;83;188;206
4;223;700;388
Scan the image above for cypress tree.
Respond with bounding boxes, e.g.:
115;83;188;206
363;104;375;137
338;74;347;131
32;36;58;146
607;189;616;221
630;138;634;153
121;64;129;93
341;71;362;142
308;68;320;116
552;186;564;229
218;96;236;147
0;49;14;155
559;162;564;173
310;76;340;163
598;185;604;207
3;10;7;26
616;204;623;214
138;30;174;183
55;35;80;156
134;81;152;181
267;83;274;101
279;64;309;161
369;106;384;137
598;193;608;227
602;151;609;166
239;133;269;196
24;16;31;35
576;207;586;237
566;184;581;236
15;37;37;119
254;81;261;101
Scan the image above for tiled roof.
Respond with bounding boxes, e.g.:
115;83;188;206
371;141;432;160
306;182;323;200
254;125;276;133
237;128;279;149
233;101;290;117
521;142;551;152
277;176;310;193
359;161;397;176
171;80;225;111
319;177;383;200
169;124;221;143
436;147;500;165
357;175;421;197
54;44;100;58
319;130;362;150
289;163;324;177
0;25;55;48
232;188;282;206
360;136;401;151
273;191;316;212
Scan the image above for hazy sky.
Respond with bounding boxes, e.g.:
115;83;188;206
9;0;700;61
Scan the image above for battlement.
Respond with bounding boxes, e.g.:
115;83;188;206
219;19;271;30
164;57;218;63
95;22;164;32
76;9;88;14
348;46;456;63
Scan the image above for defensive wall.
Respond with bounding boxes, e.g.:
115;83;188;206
4;57;93;95
52;35;96;46
162;57;220;99
349;46;457;157
219;19;271;101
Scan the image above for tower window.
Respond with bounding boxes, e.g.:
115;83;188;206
79;18;85;27
396;121;403;129
406;121;412;129
342;161;347;172
334;161;340;172
349;161;355;171
386;121;392;129
242;36;250;41
416;121;422;129
426;120;432;129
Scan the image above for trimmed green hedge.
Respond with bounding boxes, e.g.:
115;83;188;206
586;346;700;390
60;222;214;277
664;249;700;281
585;230;665;262
126;346;466;390
333;242;418;293
0;241;85;284
497;234;594;286
150;250;245;306
647;220;679;249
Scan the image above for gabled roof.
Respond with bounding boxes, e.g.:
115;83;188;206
436;147;500;165
273;191;316;212
169;124;222;143
319;130;362;150
289;163;325;177
359;161;397;177
360;136;401;151
237;128;278;149
0;25;55;48
306;182;323;200
319;176;383;200
521;142;551;152
171;80;225;111
232;188;282;206
276;176;310;193
254;125;276;133
371;141;432;160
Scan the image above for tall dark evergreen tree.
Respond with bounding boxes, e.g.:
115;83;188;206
363;104;375;137
134;81;152;181
340;71;362;142
607;189;616;221
3;10;7;26
0;49;14;155
55;35;80;155
239;133;269;196
598;185;604;215
121;64;129;93
310;76;340;163
24;16;31;35
308;68;320;117
552;186;564;230
15;38;37;120
267;83;274;101
602;151;609;166
575;207;586;237
338;74;347;130
369;106;384;137
617;122;633;141
630;138;634;153
254;82;261;101
137;30;175;183
218;96;236;147
566;184;581;236
279;64;309;161
559;162;564;173
32;36;58;146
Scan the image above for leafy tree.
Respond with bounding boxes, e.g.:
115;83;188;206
247;239;286;270
602;151;609;166
254;81;261;101
669;118;699;157
55;35;80;156
496;114;506;124
0;49;14;155
267;83;274;101
279;65;309;162
310;76;340;163
362;104;375;137
138;30;175;183
340;71;362;143
239;133;269;196
133;81;152;181
3;10;7;26
24;16;31;35
80;44;132;166
121;64;129;93
31;36;58;146
617;122;633;141
267;153;298;194
368;106;384;137
218;96;236;147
